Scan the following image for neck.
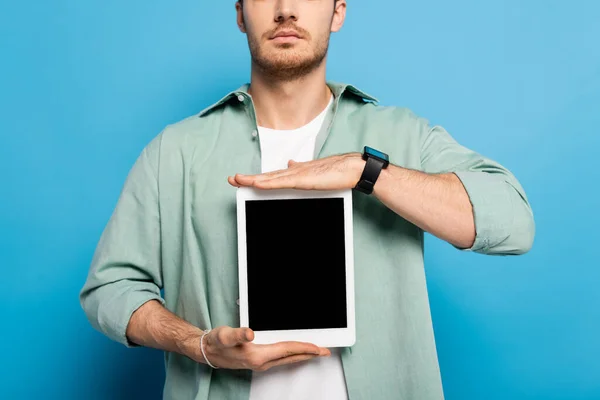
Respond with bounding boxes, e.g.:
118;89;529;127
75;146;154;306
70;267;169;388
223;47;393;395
248;62;333;130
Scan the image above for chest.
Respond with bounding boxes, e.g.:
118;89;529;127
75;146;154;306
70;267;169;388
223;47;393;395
258;128;319;172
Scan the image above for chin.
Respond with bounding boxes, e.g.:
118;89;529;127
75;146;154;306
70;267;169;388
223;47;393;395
252;46;325;78
263;51;304;63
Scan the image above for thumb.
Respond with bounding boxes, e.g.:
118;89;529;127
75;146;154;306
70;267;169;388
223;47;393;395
238;328;255;344
215;327;254;348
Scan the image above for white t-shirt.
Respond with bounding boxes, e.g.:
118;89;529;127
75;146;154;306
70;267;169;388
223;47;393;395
249;95;349;400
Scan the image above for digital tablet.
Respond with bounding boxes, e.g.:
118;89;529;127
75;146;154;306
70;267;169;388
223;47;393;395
236;187;355;348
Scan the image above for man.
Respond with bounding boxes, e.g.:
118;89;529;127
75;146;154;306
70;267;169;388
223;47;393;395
80;0;535;399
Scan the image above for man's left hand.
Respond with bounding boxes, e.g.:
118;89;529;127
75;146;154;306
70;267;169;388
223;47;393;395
228;153;364;190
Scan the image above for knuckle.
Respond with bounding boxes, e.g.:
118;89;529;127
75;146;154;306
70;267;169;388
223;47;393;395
216;329;228;344
247;355;263;370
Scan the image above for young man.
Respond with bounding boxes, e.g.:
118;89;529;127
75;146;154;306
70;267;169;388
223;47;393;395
80;1;535;399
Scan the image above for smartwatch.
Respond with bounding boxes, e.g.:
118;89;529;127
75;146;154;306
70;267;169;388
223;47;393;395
354;146;389;195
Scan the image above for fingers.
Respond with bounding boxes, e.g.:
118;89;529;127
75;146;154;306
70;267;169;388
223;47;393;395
319;347;331;357
229;160;303;188
259;353;321;371
253;176;297;190
227;176;240;187
256;341;325;361
242;328;255;343
252;344;331;371
201;329;331;372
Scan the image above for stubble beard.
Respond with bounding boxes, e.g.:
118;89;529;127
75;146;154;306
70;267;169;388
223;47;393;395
247;33;330;82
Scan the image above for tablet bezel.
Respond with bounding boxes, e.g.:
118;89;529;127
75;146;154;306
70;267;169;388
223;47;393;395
236;187;355;348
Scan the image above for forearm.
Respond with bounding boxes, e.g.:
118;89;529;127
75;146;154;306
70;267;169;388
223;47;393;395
126;300;206;364
372;164;475;249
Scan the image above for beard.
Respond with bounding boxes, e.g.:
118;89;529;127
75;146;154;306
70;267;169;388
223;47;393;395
247;25;330;81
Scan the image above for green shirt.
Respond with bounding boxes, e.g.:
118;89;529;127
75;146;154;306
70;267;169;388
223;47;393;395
80;82;535;400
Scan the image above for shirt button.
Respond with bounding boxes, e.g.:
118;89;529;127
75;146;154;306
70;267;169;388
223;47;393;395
236;298;240;306
237;94;245;102
251;130;258;137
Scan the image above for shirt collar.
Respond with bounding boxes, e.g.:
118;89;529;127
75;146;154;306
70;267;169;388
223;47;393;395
198;81;378;118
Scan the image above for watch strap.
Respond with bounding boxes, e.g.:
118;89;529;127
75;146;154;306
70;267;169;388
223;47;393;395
354;156;385;195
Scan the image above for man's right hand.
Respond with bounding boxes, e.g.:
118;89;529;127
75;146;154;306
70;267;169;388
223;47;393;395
193;326;331;371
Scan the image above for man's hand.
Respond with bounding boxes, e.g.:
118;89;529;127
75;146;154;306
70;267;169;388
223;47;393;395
127;302;329;372
193;326;331;371
228;153;364;190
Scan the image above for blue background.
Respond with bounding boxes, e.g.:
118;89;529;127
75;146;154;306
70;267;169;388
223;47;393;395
1;0;598;399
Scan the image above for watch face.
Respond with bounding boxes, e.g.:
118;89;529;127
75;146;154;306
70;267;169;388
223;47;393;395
364;146;389;162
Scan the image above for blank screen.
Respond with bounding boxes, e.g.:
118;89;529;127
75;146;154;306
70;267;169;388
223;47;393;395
245;197;347;331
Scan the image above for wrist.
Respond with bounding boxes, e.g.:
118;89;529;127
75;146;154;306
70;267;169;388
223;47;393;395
352;147;389;194
346;152;366;188
372;164;393;197
177;328;205;362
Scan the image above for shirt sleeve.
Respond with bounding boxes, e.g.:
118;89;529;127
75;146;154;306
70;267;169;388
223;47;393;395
418;120;535;255
79;134;165;347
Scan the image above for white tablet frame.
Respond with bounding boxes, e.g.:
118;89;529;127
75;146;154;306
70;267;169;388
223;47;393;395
236;186;355;348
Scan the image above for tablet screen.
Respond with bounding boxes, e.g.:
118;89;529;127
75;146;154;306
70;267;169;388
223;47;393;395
245;197;347;331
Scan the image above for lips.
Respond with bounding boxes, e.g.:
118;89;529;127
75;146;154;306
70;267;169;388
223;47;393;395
271;30;301;39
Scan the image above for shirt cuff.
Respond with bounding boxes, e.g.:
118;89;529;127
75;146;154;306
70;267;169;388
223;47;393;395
452;170;512;254
98;285;165;348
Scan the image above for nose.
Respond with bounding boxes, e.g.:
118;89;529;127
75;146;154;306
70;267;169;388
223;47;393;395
275;0;298;23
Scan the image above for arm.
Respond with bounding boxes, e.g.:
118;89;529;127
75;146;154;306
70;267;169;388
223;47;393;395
230;119;535;255
126;300;208;363
411;122;535;255
79;136;166;348
372;167;476;249
80;134;328;370
125;300;329;369
372;120;535;254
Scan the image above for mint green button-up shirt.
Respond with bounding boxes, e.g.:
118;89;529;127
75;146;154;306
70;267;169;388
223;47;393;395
80;82;535;400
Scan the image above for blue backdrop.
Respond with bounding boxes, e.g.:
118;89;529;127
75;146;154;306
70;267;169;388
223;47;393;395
1;1;598;399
